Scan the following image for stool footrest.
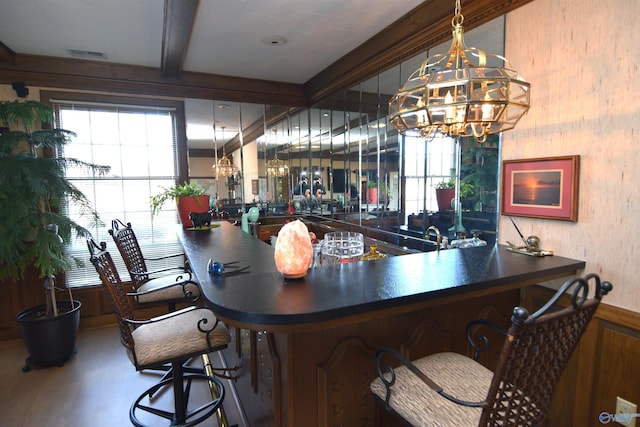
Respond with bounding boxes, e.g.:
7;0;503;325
130;373;225;427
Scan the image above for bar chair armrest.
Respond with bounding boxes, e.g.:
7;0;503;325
125;306;216;326
465;318;507;361
143;252;186;262
127;279;199;301
129;267;192;281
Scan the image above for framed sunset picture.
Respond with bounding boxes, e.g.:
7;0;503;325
501;155;580;221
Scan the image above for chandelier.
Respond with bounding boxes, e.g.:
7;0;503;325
212;149;238;178
211;126;239;178
266;153;289;177
389;0;530;142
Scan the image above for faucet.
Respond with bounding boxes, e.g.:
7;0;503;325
426;226;442;251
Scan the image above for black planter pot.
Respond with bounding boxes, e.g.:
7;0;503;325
16;300;81;371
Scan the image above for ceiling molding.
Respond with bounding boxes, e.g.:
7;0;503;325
162;0;200;78
304;0;535;105
0;41;16;65
0;54;306;106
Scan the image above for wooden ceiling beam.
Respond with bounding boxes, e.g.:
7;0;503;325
0;54;306;106
162;0;200;78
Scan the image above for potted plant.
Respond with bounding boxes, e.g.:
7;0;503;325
150;182;210;227
0;100;109;370
435;178;456;211
435;178;475;211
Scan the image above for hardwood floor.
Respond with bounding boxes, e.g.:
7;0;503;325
0;325;245;427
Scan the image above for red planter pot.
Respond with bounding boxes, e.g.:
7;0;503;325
367;188;378;204
436;188;455;211
176;195;210;227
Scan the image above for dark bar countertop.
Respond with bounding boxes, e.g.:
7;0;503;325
178;221;585;331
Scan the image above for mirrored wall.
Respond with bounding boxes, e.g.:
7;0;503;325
187;16;505;248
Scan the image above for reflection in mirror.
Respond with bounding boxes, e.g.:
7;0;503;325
264;123;288;204
185;16;504;250
398;17;504;247
213;103;243;209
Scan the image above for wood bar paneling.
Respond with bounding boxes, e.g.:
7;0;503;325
0;277;182;341
521;285;640;427
216;284;640;427
222;290;518;427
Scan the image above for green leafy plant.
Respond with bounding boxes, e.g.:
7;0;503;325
435;178;456;190
366;180;393;203
378;181;392;201
461;135;499;210
150;182;207;217
0;100;109;316
435;178;475;204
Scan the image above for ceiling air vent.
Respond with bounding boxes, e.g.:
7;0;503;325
66;49;108;60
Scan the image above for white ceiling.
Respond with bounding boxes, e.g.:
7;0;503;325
0;0;424;84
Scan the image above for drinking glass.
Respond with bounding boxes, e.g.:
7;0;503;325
321;232;364;265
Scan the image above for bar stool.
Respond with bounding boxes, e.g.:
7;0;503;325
88;239;231;427
371;273;612;426
108;219;208;385
109;219;199;311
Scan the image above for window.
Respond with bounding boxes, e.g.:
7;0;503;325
404;134;456;216
44;93;188;287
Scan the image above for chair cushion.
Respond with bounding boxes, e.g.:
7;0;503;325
130;307;230;367
135;274;200;304
370;352;492;427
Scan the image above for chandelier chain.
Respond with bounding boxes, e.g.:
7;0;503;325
453;0;464;27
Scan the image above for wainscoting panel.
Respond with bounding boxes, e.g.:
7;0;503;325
521;285;640;427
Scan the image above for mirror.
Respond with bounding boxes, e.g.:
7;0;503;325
186;16;505;248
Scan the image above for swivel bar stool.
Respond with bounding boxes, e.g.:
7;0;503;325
88;239;230;427
109;219;199;312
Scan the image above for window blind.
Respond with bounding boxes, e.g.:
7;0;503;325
52;100;183;287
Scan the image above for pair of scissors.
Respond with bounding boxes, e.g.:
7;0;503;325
207;259;250;276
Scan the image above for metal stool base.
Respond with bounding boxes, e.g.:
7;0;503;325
130;372;225;427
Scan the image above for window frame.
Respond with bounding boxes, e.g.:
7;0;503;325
40;91;189;287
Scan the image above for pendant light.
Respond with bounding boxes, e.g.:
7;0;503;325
211;126;239;178
389;0;530;142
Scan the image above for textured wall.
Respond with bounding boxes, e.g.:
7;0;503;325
502;0;639;311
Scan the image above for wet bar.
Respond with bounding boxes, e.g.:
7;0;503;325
178;221;584;426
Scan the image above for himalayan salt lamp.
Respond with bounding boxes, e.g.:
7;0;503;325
274;219;313;279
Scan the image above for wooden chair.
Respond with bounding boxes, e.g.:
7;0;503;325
108;219;200;311
88;239;231;427
371;273;613;426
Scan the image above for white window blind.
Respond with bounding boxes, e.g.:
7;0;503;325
52;100;183;287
